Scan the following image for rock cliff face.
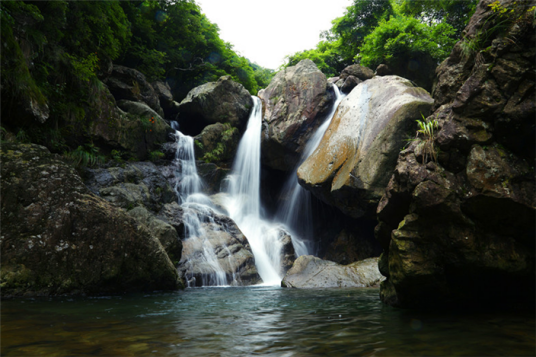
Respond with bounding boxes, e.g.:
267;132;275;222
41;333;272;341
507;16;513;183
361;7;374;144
0;144;182;297
376;0;535;308
258;59;334;171
298;76;433;218
176;76;253;136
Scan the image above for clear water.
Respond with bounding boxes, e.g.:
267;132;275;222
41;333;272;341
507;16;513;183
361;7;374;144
2;287;534;356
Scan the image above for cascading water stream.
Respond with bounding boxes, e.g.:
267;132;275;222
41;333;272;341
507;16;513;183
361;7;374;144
171;126;231;287
275;86;345;256
223;97;283;285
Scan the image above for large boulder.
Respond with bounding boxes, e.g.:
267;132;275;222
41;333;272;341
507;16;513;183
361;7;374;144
104;65;164;117
176;76;253;136
258;59;334;171
0;144;182;297
281;256;384;288
298;75;433;218
178;203;261;286
376;0;535;308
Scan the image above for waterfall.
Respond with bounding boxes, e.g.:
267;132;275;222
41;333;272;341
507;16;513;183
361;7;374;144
223;97;283;285
171;126;232;287
275;86;345;256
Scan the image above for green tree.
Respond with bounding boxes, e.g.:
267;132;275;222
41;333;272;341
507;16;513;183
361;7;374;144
358;15;456;69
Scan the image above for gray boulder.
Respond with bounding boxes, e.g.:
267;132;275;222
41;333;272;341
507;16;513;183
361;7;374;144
176;76;253;135
258;59;334;171
282;256;384;288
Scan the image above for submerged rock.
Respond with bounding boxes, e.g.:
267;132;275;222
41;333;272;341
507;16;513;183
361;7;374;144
1;144;182;297
176;76;253;136
281;256;384;288
298;75;433;218
258;59;334;171
376;0;536;308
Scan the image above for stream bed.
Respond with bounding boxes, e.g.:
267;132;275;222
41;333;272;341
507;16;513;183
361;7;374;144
2;286;534;356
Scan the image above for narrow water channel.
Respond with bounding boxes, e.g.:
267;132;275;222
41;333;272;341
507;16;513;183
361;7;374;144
2;287;534;356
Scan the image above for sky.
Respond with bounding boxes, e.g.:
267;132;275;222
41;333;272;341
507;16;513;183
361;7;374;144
198;0;353;70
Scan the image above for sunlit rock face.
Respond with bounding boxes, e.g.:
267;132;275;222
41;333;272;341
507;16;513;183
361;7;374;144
375;0;536;308
297;75;433;218
176;75;253;136
258;59;333;171
281;256;384;288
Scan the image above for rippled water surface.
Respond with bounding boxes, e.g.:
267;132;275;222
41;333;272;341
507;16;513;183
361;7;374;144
2;286;534;356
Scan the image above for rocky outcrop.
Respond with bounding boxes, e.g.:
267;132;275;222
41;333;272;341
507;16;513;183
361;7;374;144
0;144;183;297
281;256;384;288
298;76;433;218
193;122;240;166
176;76;253;136
88;85;173;161
152;80;181;119
258;59;334;171
104;65;164;117
178;204;261;286
335;64;375;94
376;0;535;308
84;162;178;213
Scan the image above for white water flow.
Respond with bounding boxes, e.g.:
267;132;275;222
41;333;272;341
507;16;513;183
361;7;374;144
171;126;231;287
224;97;283;285
275;86;345;256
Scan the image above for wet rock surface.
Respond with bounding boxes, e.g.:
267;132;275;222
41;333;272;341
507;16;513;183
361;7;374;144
376;0;535;308
282;256;384;288
178;204;261;286
298;75;433;218
0;144;182;297
258;59;334;171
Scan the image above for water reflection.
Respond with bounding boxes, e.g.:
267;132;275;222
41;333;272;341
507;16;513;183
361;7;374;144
2;287;535;356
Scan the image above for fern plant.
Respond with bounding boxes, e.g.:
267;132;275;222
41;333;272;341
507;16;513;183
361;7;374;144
64;143;104;167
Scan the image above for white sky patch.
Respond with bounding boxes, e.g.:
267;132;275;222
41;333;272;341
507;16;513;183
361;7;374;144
198;0;352;70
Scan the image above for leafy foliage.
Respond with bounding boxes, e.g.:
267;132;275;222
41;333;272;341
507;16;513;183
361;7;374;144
282;0;475;77
358;15;456;69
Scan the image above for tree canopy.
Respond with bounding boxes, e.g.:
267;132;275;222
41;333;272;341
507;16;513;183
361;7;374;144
282;0;478;76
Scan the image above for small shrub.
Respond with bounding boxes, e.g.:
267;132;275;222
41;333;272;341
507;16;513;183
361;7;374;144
415;114;439;164
63;143;105;167
149;150;165;162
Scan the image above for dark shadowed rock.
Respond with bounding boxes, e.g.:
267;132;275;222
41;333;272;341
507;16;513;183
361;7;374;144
375;64;392;76
375;0;535;308
281;256;384;288
0;144;182;297
258;59;334;171
104;65;164;117
298;76;433;218
176;76;253;136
